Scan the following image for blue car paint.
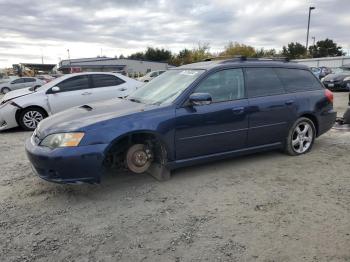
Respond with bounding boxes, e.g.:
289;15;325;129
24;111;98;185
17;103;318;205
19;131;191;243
25;61;337;183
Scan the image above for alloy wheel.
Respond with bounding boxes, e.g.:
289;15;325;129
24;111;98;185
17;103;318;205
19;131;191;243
291;122;314;154
22;110;44;129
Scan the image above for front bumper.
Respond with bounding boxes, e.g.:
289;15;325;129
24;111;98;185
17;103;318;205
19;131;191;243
25;137;109;184
0;103;19;131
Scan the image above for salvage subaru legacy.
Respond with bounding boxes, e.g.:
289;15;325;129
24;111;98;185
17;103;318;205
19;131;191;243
25;58;336;184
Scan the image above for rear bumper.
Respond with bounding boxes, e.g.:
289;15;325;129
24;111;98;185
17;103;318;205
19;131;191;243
318;110;337;136
0;103;19;131
25;137;108;184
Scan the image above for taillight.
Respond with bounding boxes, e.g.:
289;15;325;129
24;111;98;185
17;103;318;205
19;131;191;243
325;89;334;103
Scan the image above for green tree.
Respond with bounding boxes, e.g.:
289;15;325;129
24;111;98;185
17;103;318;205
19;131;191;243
281;42;307;59
221;42;256;57
308;38;345;58
169;43;212;66
253;48;277;58
144;47;172;62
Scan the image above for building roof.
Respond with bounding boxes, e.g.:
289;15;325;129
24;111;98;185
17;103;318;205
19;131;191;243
59;57;169;66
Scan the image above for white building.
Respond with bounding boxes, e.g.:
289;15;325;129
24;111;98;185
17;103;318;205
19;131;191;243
58;57;169;76
294;56;350;69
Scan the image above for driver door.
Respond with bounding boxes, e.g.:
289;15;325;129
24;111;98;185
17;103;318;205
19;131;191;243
47;75;92;114
175;68;249;159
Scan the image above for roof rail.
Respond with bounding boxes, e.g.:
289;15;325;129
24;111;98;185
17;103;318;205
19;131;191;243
203;56;290;63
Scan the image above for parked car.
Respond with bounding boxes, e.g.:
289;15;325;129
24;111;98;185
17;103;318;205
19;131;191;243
36;74;55;83
321;68;350;91
25;58;336;184
0;75;18;84
137;70;166;82
0;77;45;94
310;67;332;79
0;72;142;131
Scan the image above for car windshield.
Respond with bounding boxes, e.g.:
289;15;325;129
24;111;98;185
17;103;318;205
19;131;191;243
128;69;204;105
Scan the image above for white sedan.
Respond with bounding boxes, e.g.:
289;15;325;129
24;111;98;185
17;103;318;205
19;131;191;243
0;72;142;131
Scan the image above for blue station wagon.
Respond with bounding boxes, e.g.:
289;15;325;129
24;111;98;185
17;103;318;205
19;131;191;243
25;58;337;184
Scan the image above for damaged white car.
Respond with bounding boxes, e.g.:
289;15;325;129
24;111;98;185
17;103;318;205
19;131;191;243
0;72;142;131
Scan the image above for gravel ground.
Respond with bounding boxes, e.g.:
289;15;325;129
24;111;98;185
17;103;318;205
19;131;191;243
0;92;349;262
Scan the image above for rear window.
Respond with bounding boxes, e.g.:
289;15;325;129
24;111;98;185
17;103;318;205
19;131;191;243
24;78;36;82
274;68;323;92
245;68;285;98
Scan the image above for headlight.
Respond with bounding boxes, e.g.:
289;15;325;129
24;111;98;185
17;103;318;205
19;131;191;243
343;76;350;81
40;132;85;149
320;77;325;82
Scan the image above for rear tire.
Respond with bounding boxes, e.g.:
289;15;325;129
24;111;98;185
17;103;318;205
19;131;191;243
1;87;11;94
18;107;47;131
285;117;316;156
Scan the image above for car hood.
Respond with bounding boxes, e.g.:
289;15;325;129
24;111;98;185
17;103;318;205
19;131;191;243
1;87;34;102
324;73;350;81
36;98;155;138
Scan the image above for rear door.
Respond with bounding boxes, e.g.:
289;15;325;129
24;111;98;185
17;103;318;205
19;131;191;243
90;74;130;102
47;75;92;113
245;67;297;147
23;78;36;88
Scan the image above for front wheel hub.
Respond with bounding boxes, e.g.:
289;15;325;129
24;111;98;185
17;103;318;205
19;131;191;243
126;144;153;173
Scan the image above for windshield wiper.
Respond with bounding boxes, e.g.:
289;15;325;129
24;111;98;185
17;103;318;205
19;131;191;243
129;98;142;103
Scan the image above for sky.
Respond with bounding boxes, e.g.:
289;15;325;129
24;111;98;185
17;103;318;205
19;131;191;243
0;0;349;67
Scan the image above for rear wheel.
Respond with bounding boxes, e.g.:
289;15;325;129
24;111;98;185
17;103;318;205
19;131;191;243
285;117;316;156
1;87;11;94
125;144;153;173
18;107;47;131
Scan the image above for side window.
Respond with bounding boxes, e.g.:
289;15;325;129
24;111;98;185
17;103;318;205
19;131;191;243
150;72;158;77
195;68;245;103
12;78;24;84
245;68;285;98
24;78;35;83
91;74;125;88
274;68;323;92
56;75;90;92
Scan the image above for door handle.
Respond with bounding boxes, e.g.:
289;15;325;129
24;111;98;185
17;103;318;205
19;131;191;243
232;106;245;114
81;92;92;95
118;88;127;91
285;100;294;105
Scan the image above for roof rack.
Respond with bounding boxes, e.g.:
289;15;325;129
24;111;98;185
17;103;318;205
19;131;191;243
203;56;290;63
220;56;290;64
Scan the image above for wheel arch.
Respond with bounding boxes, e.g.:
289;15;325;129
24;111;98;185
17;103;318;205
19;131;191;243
299;113;319;136
15;105;49;125
104;130;169;155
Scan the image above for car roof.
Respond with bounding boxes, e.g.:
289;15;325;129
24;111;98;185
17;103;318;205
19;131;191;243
177;58;309;71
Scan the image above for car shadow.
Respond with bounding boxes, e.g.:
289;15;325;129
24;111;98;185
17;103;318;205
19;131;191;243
30;149;285;199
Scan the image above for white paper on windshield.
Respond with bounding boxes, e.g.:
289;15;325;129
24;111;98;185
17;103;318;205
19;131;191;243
179;70;199;76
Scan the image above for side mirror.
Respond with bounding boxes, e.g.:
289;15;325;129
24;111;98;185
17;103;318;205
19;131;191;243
189;93;212;106
51;86;60;93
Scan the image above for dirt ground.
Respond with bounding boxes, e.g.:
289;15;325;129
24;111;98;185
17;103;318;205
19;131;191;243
0;93;349;262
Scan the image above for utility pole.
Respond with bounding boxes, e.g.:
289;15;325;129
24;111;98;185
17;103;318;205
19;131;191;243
41;48;44;64
306;6;316;52
312;36;316;46
67;49;70;60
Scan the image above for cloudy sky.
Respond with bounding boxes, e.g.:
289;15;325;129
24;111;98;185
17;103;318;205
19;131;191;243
0;0;349;67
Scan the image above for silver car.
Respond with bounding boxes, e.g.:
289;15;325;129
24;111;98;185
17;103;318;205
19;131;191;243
0;77;45;94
